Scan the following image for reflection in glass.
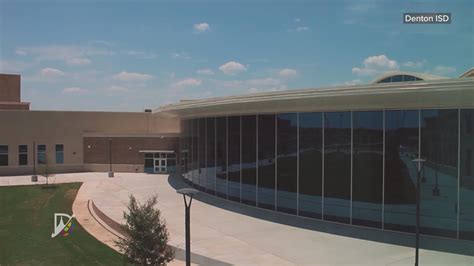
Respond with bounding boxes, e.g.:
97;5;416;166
216;117;227;198
206;117;216;194
460;109;474;240
420;109;458;238
298;112;323;219
228;116;241;202
323;112;351;223
258;114;276;210
242;115;257;206
277;113;298;214
352;111;383;228
384;110;418;232
192;119;199;185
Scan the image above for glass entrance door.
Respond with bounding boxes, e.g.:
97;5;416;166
154;158;167;173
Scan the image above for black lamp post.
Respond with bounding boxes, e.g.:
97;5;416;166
108;138;114;177
176;188;199;266
412;158;425;266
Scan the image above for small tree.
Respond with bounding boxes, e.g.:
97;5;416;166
40;157;55;188
115;195;174;265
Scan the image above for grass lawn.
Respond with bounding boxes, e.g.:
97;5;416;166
0;183;123;265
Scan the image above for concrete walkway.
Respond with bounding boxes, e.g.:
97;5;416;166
1;173;473;265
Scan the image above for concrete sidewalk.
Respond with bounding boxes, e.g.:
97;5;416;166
1;172;473;265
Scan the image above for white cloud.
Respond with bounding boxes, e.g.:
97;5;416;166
197;69;214;75
352;54;399;76
219;61;247;75
40;67;65;78
172;52;191;60
432;65;456;76
15;44;114;63
112;71;154;81
403;59;426;69
296;26;310;32
193;22;211;33
62;87;89;94
172;78;202;88
278;68;298;79
67;57;91;66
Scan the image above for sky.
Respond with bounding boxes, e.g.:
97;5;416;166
0;0;472;111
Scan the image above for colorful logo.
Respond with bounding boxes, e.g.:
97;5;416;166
51;213;75;238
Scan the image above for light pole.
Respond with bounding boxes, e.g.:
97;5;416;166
412;158;425;266
176;188;199;266
108;138;114;177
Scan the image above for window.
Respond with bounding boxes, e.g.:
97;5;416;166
19;145;28;165
216;117;227;198
198;118;206;189
55;144;64;164
0;145;8;166
206;117;216;193
192;119;199;185
37;145;46;165
299;112;323;219
277;113;298;214
352;111;383;228
460;109;474;240
384;110;419;233
241;115;257;206
323;112;351;223
144;153;154;173
227;116;241;202
258;114;276;210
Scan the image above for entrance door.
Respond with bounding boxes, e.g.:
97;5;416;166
154;158;167;173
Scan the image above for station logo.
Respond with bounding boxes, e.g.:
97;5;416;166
51;213;75;238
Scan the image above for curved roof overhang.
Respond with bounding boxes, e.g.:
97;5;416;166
154;78;474;119
370;71;447;84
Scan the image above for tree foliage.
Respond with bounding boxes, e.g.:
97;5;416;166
115;195;174;265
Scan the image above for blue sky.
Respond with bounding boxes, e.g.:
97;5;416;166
0;0;472;111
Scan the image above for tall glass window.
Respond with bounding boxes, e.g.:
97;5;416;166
277;113;298;214
216;117;227;198
258;114;276;210
460;109;474;240
198;118;206;189
241;115;257;206
37;145;46;165
352;111;383;228
206;117;216;194
228;116;241;202
298;112;323;219
19;145;28;166
420;109;458;238
0;145;8;166
384;110;419;232
323;112;351;223
192;119;199;185
55;144;64;164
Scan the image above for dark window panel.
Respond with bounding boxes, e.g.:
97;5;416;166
258;114;276;210
384;110;419;233
352;111;383;228
241;115;257;206
277;113;298;214
323;112;351;223
391;75;403;82
206;117;216;194
420;109;458;238
198;118;206;190
228;116;241;202
216;117;227;198
460;109;474;240
192;119;199;186
298;112;323;219
0;145;7;166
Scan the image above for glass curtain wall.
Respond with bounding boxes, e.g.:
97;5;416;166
241;115;257;206
182;108;471;240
